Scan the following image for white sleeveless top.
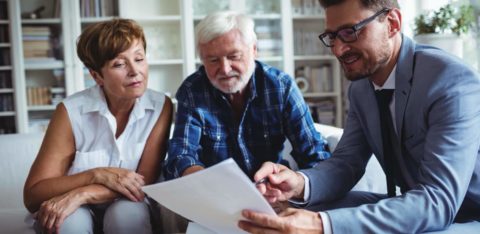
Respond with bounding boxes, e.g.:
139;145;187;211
63;85;166;175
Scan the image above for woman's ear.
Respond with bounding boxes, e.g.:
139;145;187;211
89;69;104;86
387;8;402;37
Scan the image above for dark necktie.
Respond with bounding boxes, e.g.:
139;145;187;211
375;89;396;197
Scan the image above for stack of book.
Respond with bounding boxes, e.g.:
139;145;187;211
22;26;54;63
255;22;282;57
27;87;65;106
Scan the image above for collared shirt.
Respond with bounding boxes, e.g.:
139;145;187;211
63;85;165;175
165;61;331;179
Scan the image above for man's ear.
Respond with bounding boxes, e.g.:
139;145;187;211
252;42;258;58
89;69;104;86
387;8;402;37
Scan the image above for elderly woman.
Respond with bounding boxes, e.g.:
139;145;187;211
23;19;172;234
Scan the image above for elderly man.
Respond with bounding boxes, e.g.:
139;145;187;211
239;0;480;233
164;11;330;180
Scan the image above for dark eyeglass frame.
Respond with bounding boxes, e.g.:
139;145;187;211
318;8;391;47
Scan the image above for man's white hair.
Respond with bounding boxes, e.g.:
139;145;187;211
195;11;257;57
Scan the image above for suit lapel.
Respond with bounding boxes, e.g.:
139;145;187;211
358;80;383;156
394;35;416;142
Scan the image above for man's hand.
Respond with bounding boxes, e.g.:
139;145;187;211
91;167;145;202
238;208;324;234
35;189;85;234
254;162;306;203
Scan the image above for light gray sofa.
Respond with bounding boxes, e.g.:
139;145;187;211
0;133;43;234
0;124;387;233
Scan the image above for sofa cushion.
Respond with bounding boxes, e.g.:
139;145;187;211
0;133;44;210
0;133;42;233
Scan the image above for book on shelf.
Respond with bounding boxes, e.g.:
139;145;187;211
307;99;336;125
0;1;7;20
22;26;51;35
24;58;63;68
0;94;14;111
0;116;16;134
310;65;333;92
0;71;12;88
27;86;65;106
0;26;8;43
53;0;61;18
22;26;55;60
295;65;333;93
80;0;117;17
0;48;10;66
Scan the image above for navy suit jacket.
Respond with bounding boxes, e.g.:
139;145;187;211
302;35;480;233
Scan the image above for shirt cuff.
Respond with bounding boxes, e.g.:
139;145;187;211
169;156;204;179
288;172;310;205
319;212;333;234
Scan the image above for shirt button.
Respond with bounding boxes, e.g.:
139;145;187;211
217;135;221;140
264;134;267;138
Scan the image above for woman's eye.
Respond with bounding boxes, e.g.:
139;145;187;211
113;63;124;68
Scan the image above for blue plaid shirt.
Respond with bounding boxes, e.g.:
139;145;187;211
165;61;331;179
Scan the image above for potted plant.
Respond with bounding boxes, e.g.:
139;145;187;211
413;3;475;58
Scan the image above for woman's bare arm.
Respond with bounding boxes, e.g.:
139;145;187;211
136;96;173;184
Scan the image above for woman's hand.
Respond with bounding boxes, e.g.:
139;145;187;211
34;190;85;234
91;167;145;202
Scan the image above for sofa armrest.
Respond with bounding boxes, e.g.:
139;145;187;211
283;123;386;194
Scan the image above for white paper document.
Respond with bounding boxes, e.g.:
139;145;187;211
142;158;276;234
186;222;215;234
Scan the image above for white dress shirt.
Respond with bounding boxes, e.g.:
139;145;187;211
63;85;166;175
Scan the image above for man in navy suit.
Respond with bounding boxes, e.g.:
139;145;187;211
238;0;480;233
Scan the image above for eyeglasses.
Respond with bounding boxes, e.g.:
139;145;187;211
318;8;391;47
